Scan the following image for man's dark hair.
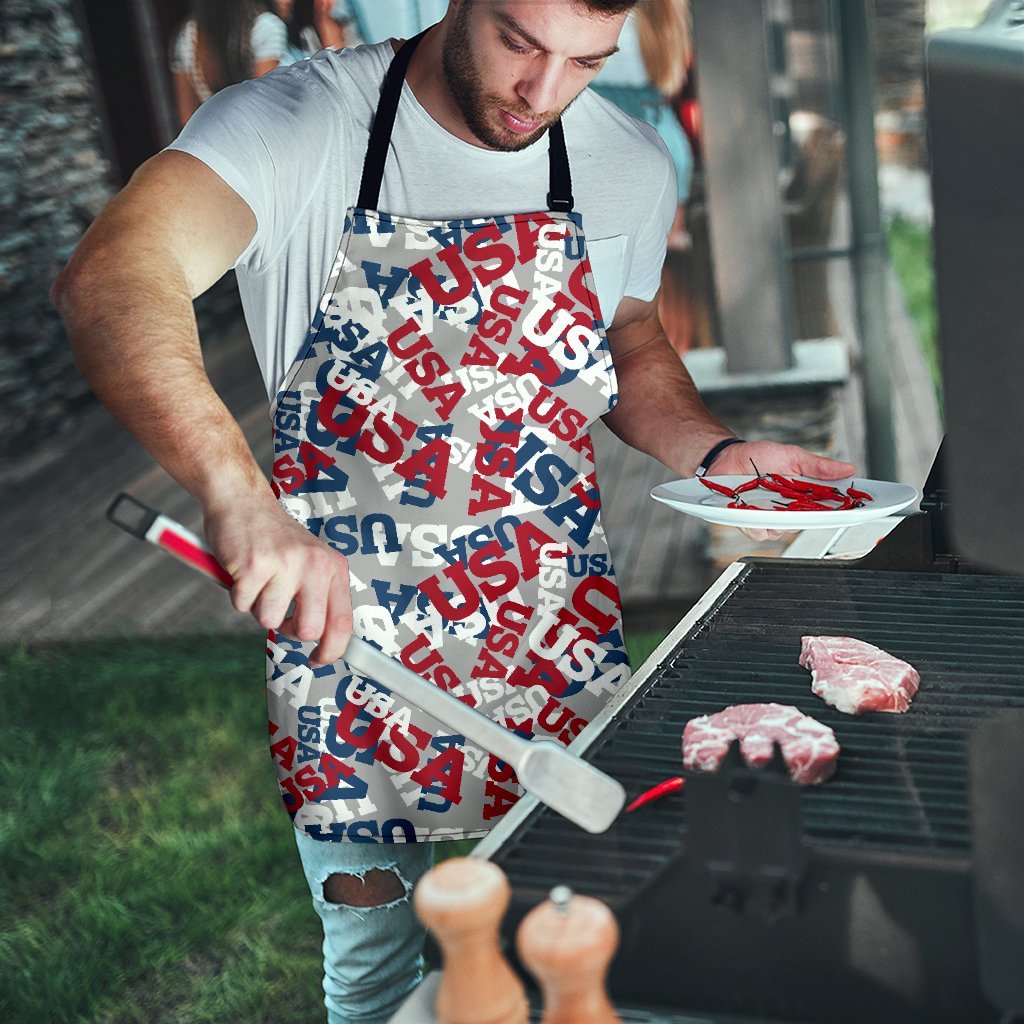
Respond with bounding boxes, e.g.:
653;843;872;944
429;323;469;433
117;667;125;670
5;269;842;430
191;0;273;90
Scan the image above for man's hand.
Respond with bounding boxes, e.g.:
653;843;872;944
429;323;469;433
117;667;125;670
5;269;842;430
708;440;857;543
204;495;352;667
709;439;855;482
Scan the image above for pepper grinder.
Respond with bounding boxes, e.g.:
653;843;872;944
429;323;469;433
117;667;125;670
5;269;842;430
413;856;528;1024
517;885;621;1024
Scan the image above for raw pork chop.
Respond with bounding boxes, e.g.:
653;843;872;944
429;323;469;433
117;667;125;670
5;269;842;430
682;703;839;785
799;635;920;716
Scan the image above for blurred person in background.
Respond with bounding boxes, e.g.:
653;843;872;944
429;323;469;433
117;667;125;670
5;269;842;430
337;0;450;45
592;0;693;238
171;0;289;126
276;0;351;62
593;0;694;347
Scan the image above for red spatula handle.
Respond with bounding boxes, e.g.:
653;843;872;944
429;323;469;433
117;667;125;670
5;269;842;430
107;492;234;588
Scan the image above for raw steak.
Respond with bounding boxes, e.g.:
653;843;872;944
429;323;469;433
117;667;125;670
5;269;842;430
799;635;920;716
682;703;840;785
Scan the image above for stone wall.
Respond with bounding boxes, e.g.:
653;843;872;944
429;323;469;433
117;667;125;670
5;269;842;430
0;0;115;462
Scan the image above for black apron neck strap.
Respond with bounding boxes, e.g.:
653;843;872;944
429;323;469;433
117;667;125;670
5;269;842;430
357;29;428;211
546;118;574;214
358;30;575;215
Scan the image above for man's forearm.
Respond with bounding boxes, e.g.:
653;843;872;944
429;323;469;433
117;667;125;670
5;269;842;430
51;152;353;663
53;252;270;514
52;150;270;515
603;332;735;478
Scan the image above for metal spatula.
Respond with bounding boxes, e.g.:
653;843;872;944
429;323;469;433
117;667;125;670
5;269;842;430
107;493;626;834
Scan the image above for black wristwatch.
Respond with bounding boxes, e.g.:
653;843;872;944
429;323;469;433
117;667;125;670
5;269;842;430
694;437;745;478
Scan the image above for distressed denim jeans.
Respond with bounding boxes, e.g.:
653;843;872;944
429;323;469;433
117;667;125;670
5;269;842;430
294;831;436;1024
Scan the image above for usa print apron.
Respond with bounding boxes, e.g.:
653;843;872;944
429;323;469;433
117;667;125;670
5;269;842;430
267;31;631;843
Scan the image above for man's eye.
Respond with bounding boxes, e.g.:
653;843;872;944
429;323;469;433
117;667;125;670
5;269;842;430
501;34;531;54
576;58;602;71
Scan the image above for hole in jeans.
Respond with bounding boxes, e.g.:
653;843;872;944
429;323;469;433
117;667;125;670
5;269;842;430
323;868;406;908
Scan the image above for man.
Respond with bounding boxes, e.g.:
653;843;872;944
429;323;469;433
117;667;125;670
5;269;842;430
53;2;854;1020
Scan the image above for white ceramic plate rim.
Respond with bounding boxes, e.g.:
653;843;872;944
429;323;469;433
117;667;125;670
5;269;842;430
650;476;920;529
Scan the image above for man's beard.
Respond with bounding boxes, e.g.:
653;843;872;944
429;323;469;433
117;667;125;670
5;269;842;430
441;4;559;151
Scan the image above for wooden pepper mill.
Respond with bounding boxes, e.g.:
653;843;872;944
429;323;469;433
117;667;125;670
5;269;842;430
516;885;621;1024
413;856;528;1024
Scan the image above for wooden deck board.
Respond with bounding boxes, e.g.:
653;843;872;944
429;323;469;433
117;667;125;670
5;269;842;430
590;418;707;607
1;322;270;644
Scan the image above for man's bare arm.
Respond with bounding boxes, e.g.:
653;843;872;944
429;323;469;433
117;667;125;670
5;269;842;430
602;295;735;476
603;294;855;480
51;150;352;663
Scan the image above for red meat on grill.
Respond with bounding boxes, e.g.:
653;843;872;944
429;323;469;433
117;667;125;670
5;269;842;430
682;703;840;785
799;635;920;716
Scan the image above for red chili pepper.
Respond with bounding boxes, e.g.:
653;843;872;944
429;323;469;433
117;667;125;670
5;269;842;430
762;479;826;502
625;776;685;812
768;473;813;493
708;468;871;514
758;477;798;496
774;474;847;499
783;497;836;511
699;477;737;498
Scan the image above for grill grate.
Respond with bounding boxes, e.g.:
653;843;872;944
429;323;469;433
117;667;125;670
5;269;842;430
493;563;1024;901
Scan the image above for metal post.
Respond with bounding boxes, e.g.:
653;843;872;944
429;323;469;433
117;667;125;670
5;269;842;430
129;0;178;149
837;0;898;480
691;0;794;374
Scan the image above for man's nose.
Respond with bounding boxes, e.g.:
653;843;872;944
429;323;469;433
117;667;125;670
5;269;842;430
516;60;562;116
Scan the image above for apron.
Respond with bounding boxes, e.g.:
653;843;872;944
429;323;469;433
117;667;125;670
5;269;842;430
266;31;631;843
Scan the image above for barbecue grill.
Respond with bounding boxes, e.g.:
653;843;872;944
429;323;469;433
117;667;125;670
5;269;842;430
392;7;1024;1022
479;6;1023;1019
473;450;1024;1022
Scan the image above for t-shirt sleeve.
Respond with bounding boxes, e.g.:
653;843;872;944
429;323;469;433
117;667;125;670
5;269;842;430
165;66;342;273
623;136;678;302
251;12;289;63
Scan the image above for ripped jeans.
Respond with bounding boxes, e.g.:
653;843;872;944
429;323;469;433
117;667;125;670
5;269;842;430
294;831;436;1024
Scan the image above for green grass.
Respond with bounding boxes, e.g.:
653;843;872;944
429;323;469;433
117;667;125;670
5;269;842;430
887;216;941;404
0;630;668;1023
0;637;321;1024
624;630;671;669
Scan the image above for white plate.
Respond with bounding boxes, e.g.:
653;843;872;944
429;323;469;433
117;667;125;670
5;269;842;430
650;476;920;530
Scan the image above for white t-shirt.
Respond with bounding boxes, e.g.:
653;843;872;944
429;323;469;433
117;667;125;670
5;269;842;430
168;40;676;400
